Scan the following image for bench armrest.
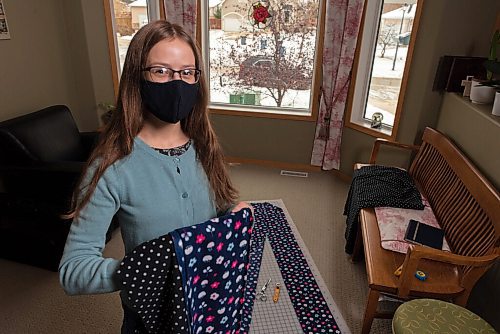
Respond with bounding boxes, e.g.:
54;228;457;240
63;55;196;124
397;244;499;298
369;138;420;164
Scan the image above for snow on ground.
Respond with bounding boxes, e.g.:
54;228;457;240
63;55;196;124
210;85;311;109
373;45;408;78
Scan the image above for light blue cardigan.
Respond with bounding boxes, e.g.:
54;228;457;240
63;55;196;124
59;137;216;295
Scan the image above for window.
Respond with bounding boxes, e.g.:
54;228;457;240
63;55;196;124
347;0;422;138
279;46;286;57
201;0;324;118
283;5;292;23
103;0;163;97
260;38;268;50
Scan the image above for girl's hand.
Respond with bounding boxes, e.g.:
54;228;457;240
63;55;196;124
231;201;254;215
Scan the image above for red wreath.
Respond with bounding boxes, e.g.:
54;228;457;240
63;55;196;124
252;3;271;25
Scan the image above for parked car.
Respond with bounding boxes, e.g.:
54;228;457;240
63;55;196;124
239;56;273;78
238;55;311;90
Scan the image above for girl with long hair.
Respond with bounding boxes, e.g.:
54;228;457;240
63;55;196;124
59;20;250;332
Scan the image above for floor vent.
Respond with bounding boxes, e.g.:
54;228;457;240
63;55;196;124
280;170;308;178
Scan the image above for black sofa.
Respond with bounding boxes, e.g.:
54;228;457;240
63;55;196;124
0;105;116;271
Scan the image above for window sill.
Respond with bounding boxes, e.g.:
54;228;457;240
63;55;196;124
345;119;393;140
209;104;317;122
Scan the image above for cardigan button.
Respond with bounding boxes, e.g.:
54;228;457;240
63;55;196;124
181;192;189;199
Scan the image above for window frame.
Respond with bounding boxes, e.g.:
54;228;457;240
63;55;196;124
199;0;326;122
345;0;424;140
103;0;165;100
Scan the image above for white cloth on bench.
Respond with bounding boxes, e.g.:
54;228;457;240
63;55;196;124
375;194;451;254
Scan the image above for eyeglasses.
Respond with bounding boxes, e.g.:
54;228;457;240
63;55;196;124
142;66;201;84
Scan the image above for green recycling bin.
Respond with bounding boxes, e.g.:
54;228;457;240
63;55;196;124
229;92;261;105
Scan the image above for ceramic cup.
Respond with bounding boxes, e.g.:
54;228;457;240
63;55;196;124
470;80;496;104
492;91;500;116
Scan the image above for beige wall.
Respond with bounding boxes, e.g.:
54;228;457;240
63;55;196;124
0;0;113;131
436;93;500;190
0;0;73;122
210;115;316;164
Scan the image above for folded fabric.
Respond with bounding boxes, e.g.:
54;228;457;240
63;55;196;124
117;208;254;334
116;234;188;333
343;165;424;254
375;194;450;253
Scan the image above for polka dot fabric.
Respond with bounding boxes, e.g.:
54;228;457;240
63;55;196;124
239;205;267;332
343;165;424;254
252;202;342;334
171;208;254;334
117;234;189;333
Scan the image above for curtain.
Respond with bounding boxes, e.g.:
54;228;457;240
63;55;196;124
310;0;365;170
163;0;197;38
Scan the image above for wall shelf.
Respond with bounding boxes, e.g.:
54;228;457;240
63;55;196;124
437;93;500;190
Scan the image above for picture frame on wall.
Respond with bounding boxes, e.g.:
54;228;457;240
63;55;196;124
0;0;11;40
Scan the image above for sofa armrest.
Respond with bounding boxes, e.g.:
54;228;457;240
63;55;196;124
80;131;99;158
0;161;85;200
2;161;84;172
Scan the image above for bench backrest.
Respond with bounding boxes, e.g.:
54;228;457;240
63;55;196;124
409;128;500;259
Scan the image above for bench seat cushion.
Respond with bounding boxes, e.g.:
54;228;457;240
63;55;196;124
375;194;451;254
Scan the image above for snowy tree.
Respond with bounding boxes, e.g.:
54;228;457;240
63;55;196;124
377;24;397;58
210;0;319;107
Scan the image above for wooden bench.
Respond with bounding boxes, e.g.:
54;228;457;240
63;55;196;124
352;127;500;334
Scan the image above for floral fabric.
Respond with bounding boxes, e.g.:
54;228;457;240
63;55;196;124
153;140;192;157
163;0;197;38
239;205;267;331
311;0;365;170
253;202;342;333
375;194;451;253
171;208;254;334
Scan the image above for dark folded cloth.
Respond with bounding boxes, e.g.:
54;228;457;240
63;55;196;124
343;165;424;254
117;208;254;334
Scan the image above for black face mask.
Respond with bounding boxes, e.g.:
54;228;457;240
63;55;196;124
140;80;199;124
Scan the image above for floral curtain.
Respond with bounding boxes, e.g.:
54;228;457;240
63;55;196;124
163;0;197;38
310;0;365;170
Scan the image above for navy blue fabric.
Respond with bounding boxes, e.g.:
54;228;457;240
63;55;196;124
252;202;342;333
171;208;254;334
117;234;189;333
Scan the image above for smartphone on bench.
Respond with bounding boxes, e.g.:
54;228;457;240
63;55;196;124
404;219;445;250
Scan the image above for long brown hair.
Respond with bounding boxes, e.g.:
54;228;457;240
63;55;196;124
67;20;237;219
